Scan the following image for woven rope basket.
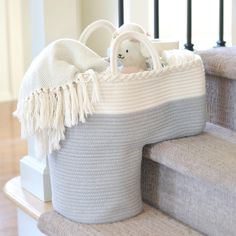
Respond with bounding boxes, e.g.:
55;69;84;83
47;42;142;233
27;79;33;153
48;20;206;223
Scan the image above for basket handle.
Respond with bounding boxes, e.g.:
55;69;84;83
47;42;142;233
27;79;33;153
79;19;116;45
110;31;162;76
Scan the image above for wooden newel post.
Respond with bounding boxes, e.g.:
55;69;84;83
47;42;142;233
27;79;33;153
184;0;194;51
118;0;124;27
216;0;226;47
154;0;159;38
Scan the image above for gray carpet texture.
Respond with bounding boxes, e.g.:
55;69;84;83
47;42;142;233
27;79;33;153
142;123;236;236
197;47;236;130
206;74;236;131
38;203;204;236
197;47;236;80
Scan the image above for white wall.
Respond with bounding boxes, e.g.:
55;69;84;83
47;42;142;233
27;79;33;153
7;0;25;100
0;0;81;102
21;0;33;71
0;0;25;101
0;0;11;101
29;0;80;58
125;0;153;35
80;0;118;56
43;0;80;45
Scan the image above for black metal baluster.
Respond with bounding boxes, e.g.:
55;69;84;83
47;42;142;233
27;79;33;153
118;0;124;27
216;0;226;46
154;0;159;38
184;0;194;51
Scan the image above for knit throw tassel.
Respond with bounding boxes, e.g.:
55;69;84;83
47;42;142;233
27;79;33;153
48;91;56;128
91;72;100;104
81;79;94;116
48;126;65;154
63;85;72;127
53;88;63;129
33;92;41;131
77;81;85;123
76;70;99;123
69;83;80;126
24;95;35;136
16;69;100;156
39;89;50;129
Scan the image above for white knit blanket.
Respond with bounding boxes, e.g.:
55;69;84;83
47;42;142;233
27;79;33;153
14;39;108;158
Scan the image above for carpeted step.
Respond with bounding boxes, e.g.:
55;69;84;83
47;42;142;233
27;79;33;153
197;47;236;131
37;203;204;236
142;122;236;236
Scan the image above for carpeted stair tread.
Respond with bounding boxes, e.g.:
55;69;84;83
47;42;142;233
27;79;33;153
197;47;236;80
38;203;203;236
143;122;236;196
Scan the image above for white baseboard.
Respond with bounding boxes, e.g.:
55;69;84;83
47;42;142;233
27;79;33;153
20;155;51;202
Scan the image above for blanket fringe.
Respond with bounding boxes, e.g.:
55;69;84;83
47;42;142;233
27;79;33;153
14;70;100;157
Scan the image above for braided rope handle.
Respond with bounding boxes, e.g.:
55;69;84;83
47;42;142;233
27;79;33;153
112;23;146;39
110;31;163;75
79;19;116;45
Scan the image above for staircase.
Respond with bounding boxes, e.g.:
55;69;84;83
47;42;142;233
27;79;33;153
38;47;236;236
142;47;236;236
142;123;236;236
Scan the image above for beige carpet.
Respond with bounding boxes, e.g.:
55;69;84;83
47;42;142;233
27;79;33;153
197;47;236;80
38;203;203;236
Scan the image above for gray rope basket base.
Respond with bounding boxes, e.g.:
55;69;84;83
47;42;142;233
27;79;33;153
48;96;205;224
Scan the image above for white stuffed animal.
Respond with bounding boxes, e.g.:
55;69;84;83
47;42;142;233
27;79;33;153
118;39;147;73
113;23;149;74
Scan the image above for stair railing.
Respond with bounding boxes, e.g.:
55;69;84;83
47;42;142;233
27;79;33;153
118;0;226;50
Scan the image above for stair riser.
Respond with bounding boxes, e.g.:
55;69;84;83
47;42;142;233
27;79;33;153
206;75;236;131
142;159;236;236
